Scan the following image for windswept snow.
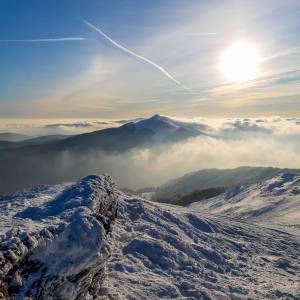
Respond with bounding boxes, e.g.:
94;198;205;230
0;183;70;235
190;171;300;233
102;196;300;299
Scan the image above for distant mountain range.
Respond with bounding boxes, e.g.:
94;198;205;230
0;115;204;194
0;132;30;142
0;134;71;150
0;115;203;151
2;116;298;198
48;114;203;152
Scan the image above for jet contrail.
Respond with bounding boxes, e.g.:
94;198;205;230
0;37;86;43
187;32;217;36
82;19;186;89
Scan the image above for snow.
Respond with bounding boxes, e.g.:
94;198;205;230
0;183;70;236
0;174;118;300
0;172;299;299
134;114;181;141
190;171;300;233
130;114;201;142
140;191;155;200
102;195;300;299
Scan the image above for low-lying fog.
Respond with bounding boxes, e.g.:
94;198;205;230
1;116;300;193
67;118;300;189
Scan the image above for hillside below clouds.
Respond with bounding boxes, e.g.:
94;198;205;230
53;114;203;151
0;115;203;194
0;133;30;142
1;115;300;195
154;166;286;203
0;173;299;299
0;115;202;152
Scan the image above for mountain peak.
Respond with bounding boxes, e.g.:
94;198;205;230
149;114;167;121
151;113;161;118
124;114;202;142
133;114;180;141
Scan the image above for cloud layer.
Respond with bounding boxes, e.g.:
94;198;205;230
96;117;300;188
1;116;300;192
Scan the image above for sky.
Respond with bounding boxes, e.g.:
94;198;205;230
0;0;300;119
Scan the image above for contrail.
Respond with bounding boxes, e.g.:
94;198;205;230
0;37;86;43
82;19;186;89
187;32;217;36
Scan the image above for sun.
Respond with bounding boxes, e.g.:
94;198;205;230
219;41;260;82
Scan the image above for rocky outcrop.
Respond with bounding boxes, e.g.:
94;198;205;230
0;175;118;300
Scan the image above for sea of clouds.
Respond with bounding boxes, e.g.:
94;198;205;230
1;116;300;191
95;116;300;188
40;116;300;189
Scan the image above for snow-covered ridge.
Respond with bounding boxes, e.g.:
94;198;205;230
190;171;300;231
124;114;202;142
134;114;181;141
0;175;118;300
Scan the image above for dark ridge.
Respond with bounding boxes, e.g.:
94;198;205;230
155;187;226;206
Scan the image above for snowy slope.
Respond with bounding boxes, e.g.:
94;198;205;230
155;166;284;201
190;171;300;232
0;174;299;299
103;196;300;299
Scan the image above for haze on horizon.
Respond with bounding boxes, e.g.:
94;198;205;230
0;0;300;120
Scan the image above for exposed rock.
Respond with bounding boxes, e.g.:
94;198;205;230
0;175;118;300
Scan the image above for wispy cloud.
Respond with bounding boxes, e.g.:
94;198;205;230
261;47;300;63
0;37;86;43
44;121;94;129
82;19;187;90
187;32;217;36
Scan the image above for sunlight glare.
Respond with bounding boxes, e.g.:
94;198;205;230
219;41;260;82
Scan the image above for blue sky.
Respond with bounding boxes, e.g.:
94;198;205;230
0;0;300;118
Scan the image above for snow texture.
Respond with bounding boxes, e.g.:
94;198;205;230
0;174;117;300
0;172;299;300
190;171;300;234
102;195;300;299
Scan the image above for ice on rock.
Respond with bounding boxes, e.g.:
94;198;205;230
0;174;117;300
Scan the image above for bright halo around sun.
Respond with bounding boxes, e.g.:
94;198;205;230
219;41;260;82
